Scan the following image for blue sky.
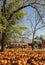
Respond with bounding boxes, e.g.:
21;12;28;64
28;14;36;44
20;7;45;37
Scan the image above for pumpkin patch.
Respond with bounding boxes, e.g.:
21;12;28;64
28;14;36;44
0;48;45;65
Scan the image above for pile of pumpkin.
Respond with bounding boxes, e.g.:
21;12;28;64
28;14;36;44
0;48;45;65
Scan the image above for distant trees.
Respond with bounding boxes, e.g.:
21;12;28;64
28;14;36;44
40;35;45;43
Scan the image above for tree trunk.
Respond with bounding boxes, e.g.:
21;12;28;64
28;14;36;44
32;32;35;49
32;34;34;44
1;32;6;51
0;0;7;52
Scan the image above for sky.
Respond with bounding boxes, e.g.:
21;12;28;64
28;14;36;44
20;7;45;38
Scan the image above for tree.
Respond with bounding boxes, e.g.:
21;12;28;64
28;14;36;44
0;0;28;51
28;11;45;47
0;0;45;51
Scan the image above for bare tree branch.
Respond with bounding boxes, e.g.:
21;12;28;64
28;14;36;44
8;3;43;24
30;21;34;33
8;4;30;20
36;25;45;31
